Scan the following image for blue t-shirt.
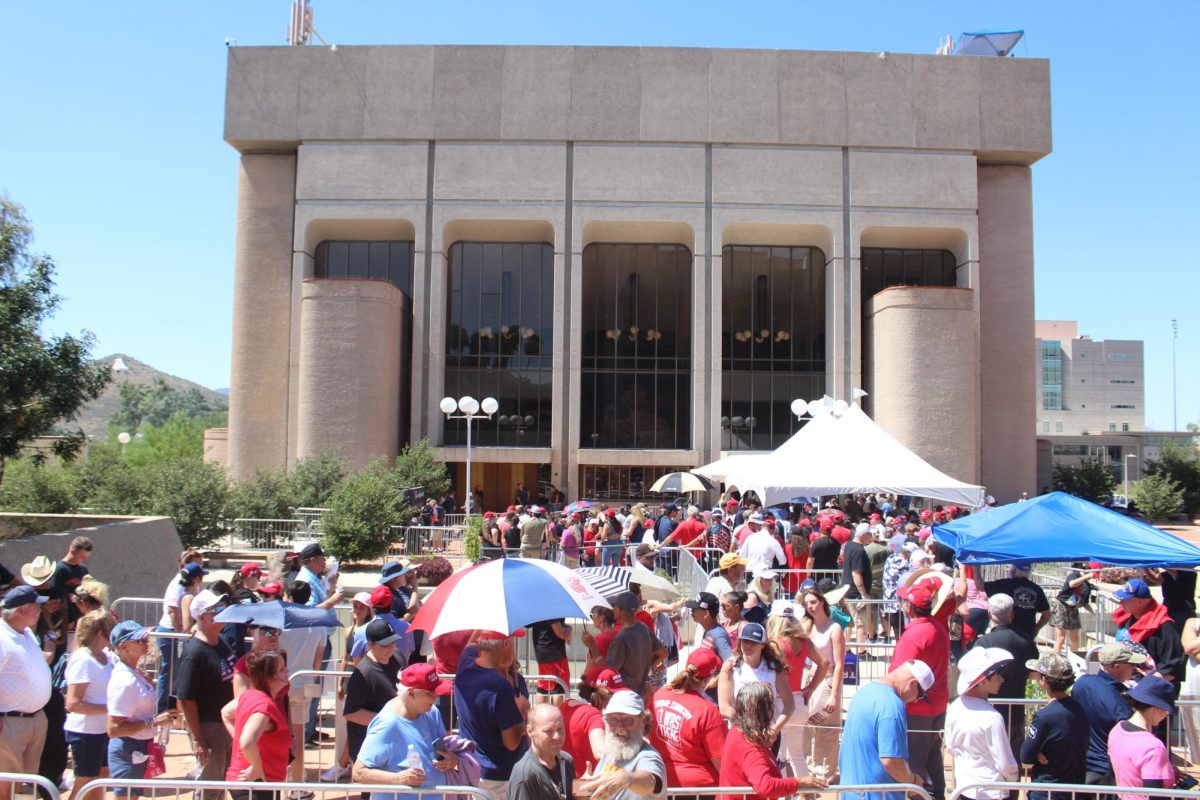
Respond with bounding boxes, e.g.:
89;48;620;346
454;644;529;780
839;682;908;800
297;566;327;606
1071;671;1132;774
702;625;733;661
356;702;446;800
351;614;415;663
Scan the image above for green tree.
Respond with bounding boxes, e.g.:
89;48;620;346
1145;441;1200;515
1052;458;1117;503
120;412;221;468
463;514;482;563
144;457;229;549
0;198;110;483
227;467;293;521
320;458;403;562
1130;473;1185;522
391;439;451;505
0;457;75;513
288;450;347;509
112;377;226;432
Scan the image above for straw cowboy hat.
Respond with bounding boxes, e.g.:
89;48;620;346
898;567;955;615
22;555;55;586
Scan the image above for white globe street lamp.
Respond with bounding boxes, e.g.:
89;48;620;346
440;395;498;516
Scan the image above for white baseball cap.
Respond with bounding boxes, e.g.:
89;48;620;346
604;689;645;717
956;647;1013;695
905;658;936;699
191;589;229;618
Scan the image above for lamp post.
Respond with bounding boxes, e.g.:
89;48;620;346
440;395;498;516
1124;453;1138;497
117;431;131;460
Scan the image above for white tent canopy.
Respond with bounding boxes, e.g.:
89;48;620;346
695;403;985;508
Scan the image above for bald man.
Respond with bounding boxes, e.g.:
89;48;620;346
509;704;574;800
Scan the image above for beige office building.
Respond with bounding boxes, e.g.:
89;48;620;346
217;44;1052;507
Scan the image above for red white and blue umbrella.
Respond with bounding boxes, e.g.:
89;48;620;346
563;500;595;515
409;558;611;638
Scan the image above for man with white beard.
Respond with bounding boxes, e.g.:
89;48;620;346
575;691;666;800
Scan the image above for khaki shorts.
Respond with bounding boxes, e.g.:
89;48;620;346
0;711;48;774
849;599;873;627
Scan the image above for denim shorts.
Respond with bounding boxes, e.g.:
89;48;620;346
66;730;108;777
107;737;149;796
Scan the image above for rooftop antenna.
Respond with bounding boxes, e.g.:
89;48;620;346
287;0;330;47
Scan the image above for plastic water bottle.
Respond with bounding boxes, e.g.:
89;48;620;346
406;744;422;771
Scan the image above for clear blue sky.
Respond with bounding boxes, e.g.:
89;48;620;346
3;1;1197;430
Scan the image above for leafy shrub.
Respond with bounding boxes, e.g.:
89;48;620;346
289;449;346;509
0;458;75;514
414;556;453;586
320;458;402;563
464;515;482;563
1053;458;1116;503
227;467;293;521
144;457;229;550
1130;473;1185;522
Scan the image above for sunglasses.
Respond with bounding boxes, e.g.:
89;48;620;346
251;627;282;637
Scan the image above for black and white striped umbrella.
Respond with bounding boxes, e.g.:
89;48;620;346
649;471;716;494
576;565;629;599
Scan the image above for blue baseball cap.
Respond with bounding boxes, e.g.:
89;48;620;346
181;562;208;580
739;622;768;644
1114;579;1152;601
111;620;150;646
1128;675;1176;714
2;585;49;610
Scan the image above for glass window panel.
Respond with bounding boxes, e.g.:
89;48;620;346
326;242;348;278
368;242;389;281
347;242;369;278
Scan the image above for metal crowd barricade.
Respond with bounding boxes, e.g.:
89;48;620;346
0;772;62;800
111;596;165;628
664;784;931;799
948;782;1200;800
444;513;467;526
228;517;306;550
76;779;491;800
388;525;462;557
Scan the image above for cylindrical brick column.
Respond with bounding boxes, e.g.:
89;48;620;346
228;154;296;478
978;165;1036;502
297;279;405;470
865;286;980;484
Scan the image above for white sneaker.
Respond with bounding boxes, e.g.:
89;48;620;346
320;763;350;782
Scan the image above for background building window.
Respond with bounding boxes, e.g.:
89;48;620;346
721;245;826;451
861;248;957;302
1040;341;1064;411
314;241;414;295
445;242;553;447
580;243;692;449
581;465;691;502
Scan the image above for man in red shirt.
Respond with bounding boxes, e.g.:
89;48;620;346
661;506;709;556
888;571;953;800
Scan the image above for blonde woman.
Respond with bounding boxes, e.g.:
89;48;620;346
799;586;845;778
64;611;117;799
768;609;829;776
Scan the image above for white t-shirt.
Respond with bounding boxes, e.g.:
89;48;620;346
737;530;786;576
159;577;187;629
281;626;328;689
107;660;157;740
944;694;1019;798
64;648;114;734
0;620;52;713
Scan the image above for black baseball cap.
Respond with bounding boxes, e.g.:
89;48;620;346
684;592;720;613
366;618;400;646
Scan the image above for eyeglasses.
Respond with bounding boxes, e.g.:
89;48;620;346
252;627;282;638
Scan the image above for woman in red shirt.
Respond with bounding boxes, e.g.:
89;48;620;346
719;682;827;800
781;533;810;595
649;648;727;789
226;649;292;799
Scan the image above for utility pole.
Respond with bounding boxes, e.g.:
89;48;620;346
1173;319;1179;430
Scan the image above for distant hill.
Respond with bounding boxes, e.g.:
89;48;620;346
70;354;228;438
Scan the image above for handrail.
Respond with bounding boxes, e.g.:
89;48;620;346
76;779;490;800
0;771;63;800
948;782;1200;800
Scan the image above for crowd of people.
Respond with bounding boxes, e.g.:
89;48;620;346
3;490;1200;800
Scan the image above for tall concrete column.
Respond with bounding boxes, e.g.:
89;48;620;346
978;165;1036;501
228;154;296;478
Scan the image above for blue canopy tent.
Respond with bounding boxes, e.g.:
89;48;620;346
932;491;1200;568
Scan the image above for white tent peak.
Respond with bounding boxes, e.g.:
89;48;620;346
696;403;985;508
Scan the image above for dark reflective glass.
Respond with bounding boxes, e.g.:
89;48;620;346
313;240;413;295
580;243;692;449
721;245;826;451
445;241;553;448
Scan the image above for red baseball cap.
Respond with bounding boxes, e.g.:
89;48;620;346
898;576;941;611
686;647;723;680
400;663;452;696
604;508;617;517
484;511;495;518
239;562;263;577
869;513;881;521
369;585;393;610
259;581;283;596
584;666;624;690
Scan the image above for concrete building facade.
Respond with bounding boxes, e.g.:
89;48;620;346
220;44;1052;506
1035;321;1145;435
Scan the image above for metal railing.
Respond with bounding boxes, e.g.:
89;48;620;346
111;596;166;628
227;517;310;550
947;782;1200;800
663;785;931;799
388;525;465;557
75;779;490;800
0;771;62;800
